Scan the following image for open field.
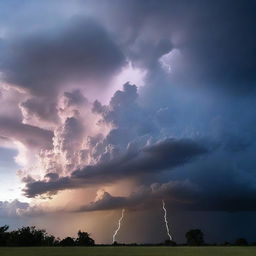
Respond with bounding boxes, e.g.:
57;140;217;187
0;246;255;256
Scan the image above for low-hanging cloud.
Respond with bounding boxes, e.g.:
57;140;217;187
77;179;199;212
77;147;256;212
23;138;208;198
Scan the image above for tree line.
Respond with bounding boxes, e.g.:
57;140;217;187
0;225;94;246
0;225;253;246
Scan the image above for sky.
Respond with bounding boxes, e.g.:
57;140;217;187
0;0;256;244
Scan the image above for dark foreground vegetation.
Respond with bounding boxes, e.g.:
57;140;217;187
0;225;94;246
0;225;255;247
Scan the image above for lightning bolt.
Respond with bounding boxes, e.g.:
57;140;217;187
112;208;125;243
162;200;172;240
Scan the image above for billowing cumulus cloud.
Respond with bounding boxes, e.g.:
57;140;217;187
23;137;208;198
15;78;256;215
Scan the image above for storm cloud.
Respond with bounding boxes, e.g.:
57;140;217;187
76;143;256;212
23;138;208;198
91;0;256;93
0;16;125;96
0;117;53;149
78;157;256;212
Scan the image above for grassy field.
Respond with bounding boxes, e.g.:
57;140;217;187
0;246;255;256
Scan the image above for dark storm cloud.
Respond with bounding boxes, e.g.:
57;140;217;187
90;0;256;93
77;179;198;212
0;117;53;149
1;0;256;94
78;177;256;211
0;16;125;96
0;0;255;222
79;191;129;212
73;107;256;213
20;97;59;125
23;138;208;197
62;89;88;107
77;149;256;212
175;0;256;93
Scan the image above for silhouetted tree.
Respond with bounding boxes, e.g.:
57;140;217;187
235;238;248;246
76;230;95;246
42;234;58;246
7;226;47;246
4;226;58;247
0;226;9;233
0;225;96;247
59;237;76;246
0;225;9;246
186;229;204;246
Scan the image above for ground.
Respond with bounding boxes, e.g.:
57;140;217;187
0;246;255;256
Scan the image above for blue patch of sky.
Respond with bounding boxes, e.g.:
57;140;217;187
0;147;25;201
